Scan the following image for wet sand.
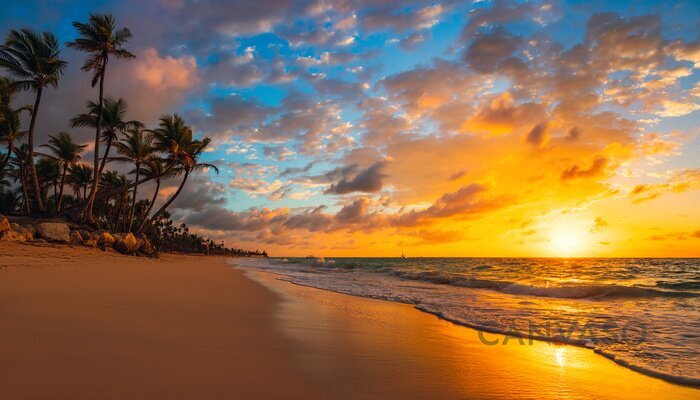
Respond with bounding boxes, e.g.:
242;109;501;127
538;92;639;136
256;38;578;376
0;242;697;399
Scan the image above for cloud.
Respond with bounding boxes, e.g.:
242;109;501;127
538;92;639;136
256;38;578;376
590;217;609;233
465;28;522;73
335;198;370;223
629;169;700;203
561;157;608;181
392;183;505;226
168;176;227;212
188;94;273;140
131;48;199;91
326;161;388;194
525;121;550;147
363;4;446;33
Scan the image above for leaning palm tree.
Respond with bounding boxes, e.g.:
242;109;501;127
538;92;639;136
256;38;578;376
67;14;135;224
136;158;168;234
67;163;93;203
0;29;67;212
70;97;141;220
40;132;87;212
148;114;218;224
112;127;155;232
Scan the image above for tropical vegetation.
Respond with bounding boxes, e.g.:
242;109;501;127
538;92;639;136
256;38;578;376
0;13;264;257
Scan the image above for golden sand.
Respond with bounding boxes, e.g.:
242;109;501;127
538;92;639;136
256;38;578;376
0;242;697;399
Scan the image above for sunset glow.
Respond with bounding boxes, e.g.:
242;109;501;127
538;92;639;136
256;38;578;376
1;0;698;257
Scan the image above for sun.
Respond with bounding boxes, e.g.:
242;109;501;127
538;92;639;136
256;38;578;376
548;225;589;257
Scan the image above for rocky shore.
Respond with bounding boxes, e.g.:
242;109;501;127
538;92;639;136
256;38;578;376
0;214;155;257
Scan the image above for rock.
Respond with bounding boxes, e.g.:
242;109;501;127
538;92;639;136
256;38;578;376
14;225;33;240
84;239;98;247
10;222;20;231
0;214;10;232
114;232;138;254
95;231;115;247
137;235;156;257
69;230;84;245
35;222;71;243
79;229;92;241
0;230;24;241
21;224;35;236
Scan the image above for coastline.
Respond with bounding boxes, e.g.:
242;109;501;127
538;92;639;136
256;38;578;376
234;267;698;399
236;257;700;387
1;243;698;399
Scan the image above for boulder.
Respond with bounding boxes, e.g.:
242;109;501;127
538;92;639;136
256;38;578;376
84;239;98;248
21;224;35;236
136;235;156;257
35;222;71;243
114;232;138;254
69;230;84;245
10;222;20;231
0;214;10;232
95;231;115;247
13;225;33;240
0;230;24;241
79;229;92;241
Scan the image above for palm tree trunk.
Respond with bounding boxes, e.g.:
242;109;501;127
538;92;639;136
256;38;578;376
112;194;123;232
81;133;113;220
27;87;45;213
60;164;175;216
0;142;13;176
127;165;140;232
82;62;108;224
119;191;128;232
56;163;68;212
19;166;30;215
149;170;189;224
137;178;160;234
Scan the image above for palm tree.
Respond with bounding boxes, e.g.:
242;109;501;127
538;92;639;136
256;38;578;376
0;29;67;212
67;14;135;224
148;114;218;224
0;186;22;214
9;143;31;214
0;77;31;177
70;97;141;219
112;127;155;232
35;157;60;210
67;164;93;203
99;171;129;231
40;132;86;212
136;158;168;234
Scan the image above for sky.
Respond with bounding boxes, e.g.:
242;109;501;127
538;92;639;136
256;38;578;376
1;0;699;257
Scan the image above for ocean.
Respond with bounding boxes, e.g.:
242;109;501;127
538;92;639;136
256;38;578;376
232;257;700;386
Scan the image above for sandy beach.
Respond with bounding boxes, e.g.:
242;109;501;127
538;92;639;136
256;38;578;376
0;243;698;400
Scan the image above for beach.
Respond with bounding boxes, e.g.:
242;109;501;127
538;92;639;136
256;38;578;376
0;243;698;400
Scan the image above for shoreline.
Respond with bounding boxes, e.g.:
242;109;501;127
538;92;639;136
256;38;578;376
1;243;698;399
234;263;700;389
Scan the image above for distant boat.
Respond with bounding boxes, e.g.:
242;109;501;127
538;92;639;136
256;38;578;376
401;249;407;259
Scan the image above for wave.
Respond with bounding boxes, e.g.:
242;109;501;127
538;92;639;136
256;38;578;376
233;258;700;387
299;259;698;300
